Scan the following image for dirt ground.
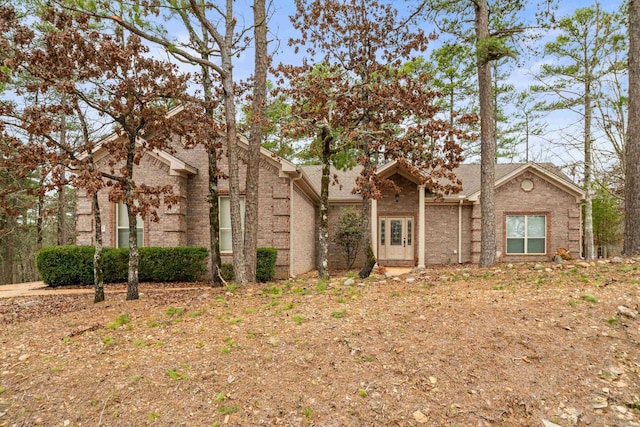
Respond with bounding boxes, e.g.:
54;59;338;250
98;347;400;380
0;260;639;427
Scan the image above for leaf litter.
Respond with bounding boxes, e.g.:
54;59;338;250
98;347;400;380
0;261;639;426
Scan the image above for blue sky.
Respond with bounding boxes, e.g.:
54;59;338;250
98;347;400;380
157;0;626;171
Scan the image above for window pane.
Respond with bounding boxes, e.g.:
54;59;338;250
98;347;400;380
218;196;245;251
527;238;545;254
506;216;524;238
118;228;144;248
219;197;231;228
407;219;412;245
380;220;385;245
117;203;129;227
118;229;129;248
507;238;524;254
240;198;246;228
390;220;402;246
220;229;232;252
527;216;545;238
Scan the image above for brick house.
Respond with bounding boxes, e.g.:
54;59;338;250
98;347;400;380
300;161;584;269
76;136;585;277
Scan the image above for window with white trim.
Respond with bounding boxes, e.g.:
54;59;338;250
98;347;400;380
116;202;144;248
219;196;246;252
506;215;546;254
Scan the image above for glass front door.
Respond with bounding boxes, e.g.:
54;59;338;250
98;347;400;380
379;217;413;260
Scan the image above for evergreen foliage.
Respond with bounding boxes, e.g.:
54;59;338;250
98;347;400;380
256;247;278;283
333;207;363;270
37;246;208;286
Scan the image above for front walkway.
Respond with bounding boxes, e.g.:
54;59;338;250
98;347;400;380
0;282;208;299
0;282;48;298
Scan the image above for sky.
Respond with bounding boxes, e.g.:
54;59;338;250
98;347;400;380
135;0;628;172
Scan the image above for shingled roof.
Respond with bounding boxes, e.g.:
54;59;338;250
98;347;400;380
299;162;579;202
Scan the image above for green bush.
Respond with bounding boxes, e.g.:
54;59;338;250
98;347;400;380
36;246;95;287
220;263;235;282
256;247;277;282
37;246;208;286
103;248;129;283
139;247;208;282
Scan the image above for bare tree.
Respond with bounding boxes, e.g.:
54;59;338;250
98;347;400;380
625;0;640;255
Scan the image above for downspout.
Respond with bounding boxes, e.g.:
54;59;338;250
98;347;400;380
458;199;463;264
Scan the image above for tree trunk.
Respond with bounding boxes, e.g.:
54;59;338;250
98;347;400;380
208;142;223;286
36;179;44;251
221;0;246;285
201;54;223;286
318;128;331;279
583;80;595;260
244;0;268;282
625;0;640;255
56;167;66;245
358;186;375;278
125;199;139;300
2;215;14;285
92;191;105;303
125;137;139;300
476;0;497;268
208;137;222;287
360;243;376;279
57;112;67;246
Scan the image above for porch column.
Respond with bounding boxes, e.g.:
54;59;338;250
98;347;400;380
418;185;425;268
371;198;378;259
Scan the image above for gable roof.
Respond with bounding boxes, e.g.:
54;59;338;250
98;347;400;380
81;134;198;178
299;161;584;202
465;162;584;202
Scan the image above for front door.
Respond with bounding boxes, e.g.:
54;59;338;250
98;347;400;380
380;217;413;260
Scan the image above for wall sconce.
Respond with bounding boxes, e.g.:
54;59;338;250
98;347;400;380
395;193;400;203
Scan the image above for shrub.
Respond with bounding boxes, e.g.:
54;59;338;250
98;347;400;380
256;247;277;282
139;247;208;282
333;207;363;269
220;263;235;282
36;246;95;287
37;246;208;286
103;248;129;283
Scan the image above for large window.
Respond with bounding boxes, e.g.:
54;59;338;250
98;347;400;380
116;202;144;248
506;215;546;254
219;196;245;252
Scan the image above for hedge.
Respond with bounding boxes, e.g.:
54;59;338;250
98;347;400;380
35;246;94;287
256;247;278;282
217;247;278;283
37;246;209;287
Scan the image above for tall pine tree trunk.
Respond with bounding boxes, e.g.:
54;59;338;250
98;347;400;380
358;152;375;279
56;165;66;246
222;56;246;285
2;214;14;285
36;179;45;251
57;111;67;246
201;58;223;286
583;82;595;260
476;0;497;268
244;0;267;282
625;0;640;255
